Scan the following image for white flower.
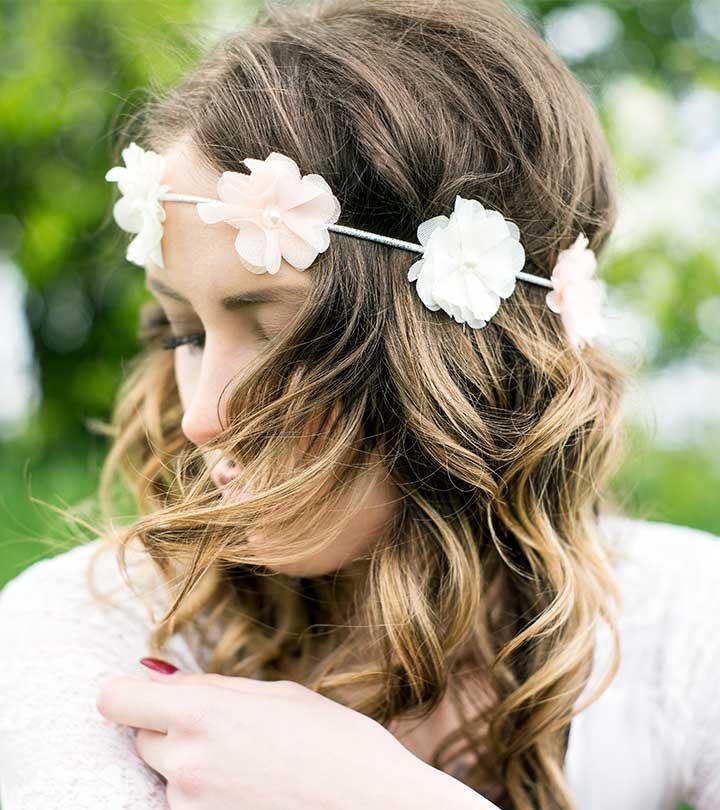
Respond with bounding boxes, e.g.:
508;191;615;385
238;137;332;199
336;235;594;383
407;195;526;329
546;233;607;349
105;142;171;268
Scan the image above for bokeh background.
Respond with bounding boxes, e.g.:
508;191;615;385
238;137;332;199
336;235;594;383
0;3;718;805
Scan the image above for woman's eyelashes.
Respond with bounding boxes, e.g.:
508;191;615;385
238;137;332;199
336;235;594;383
161;331;206;352
160;326;274;353
139;302;274;353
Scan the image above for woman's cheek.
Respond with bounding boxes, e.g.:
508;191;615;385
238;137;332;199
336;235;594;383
174;350;201;412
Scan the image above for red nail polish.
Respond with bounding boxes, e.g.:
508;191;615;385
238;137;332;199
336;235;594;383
140;657;179;674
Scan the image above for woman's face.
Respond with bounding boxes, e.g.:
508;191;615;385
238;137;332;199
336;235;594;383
145;139;400;577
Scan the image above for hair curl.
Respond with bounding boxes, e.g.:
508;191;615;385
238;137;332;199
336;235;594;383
82;1;632;807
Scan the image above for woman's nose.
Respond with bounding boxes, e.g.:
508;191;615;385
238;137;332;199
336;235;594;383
180;374;232;448
181;403;224;447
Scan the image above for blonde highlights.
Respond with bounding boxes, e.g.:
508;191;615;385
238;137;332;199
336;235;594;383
89;1;632;807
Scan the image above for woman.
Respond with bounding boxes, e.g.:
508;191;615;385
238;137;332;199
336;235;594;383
1;0;718;808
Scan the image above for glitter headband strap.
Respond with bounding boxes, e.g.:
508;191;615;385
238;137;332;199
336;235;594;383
159;191;554;290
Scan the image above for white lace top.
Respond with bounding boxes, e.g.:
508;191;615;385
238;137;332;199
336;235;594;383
0;513;718;810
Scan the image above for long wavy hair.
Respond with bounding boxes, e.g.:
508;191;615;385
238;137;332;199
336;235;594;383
82;0;632;807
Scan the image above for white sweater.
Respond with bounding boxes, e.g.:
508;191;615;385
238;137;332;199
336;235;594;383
0;513;718;810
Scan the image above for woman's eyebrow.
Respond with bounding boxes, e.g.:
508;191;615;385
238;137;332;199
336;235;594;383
145;275;307;311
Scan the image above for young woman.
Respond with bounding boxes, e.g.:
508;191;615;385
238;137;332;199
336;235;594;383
1;1;718;808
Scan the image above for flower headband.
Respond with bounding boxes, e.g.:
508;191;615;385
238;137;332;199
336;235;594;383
105;141;606;349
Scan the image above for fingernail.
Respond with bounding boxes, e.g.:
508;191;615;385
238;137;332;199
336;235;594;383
140;657;179;674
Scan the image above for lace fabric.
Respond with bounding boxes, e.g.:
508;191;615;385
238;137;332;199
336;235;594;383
0;514;718;809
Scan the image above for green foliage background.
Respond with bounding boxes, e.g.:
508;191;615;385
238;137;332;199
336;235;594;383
0;3;717;805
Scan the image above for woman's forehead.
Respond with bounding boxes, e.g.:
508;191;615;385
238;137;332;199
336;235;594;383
159;137;219;196
145;218;312;307
149;139;313;300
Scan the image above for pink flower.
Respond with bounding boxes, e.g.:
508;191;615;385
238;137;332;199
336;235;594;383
195;152;341;274
546;233;607;349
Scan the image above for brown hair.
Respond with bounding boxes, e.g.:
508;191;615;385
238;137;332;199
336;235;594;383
89;1;630;807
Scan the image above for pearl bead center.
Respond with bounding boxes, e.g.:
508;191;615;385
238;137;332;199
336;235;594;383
262;206;282;228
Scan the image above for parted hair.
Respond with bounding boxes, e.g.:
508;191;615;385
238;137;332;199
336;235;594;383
86;1;631;807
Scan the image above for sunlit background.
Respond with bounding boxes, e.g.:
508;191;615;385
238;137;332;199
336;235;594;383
0;1;718;808
1;0;719;567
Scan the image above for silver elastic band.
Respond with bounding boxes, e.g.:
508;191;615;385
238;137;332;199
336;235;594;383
158;192;554;290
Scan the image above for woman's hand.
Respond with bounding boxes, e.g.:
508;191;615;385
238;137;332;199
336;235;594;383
95;667;449;810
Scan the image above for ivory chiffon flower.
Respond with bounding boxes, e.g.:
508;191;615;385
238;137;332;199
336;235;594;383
104;142;171;268
546;233;607;349
407;195;525;329
196;152;342;275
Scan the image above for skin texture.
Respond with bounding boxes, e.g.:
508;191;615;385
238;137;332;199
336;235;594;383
146;138;402;578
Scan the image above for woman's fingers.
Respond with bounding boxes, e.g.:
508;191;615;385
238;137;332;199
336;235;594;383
134;727;170;780
96;676;224;733
96;677;174;732
146;667;289;695
97;671;287;738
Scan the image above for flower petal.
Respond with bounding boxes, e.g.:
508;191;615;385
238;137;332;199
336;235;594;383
416;215;449;247
112;196;142;234
465;273;501;322
279;225;319;270
233;223;268;269
196;200;245;225
407;257;424;282
472;238;522;298
415;269;441;312
264;230;282;274
282;183;340;224
281;209;329;252
216;171;253;202
241;158;278;190
265;153;302;182
278;181;326;213
126;215;164;268
545;287;563;314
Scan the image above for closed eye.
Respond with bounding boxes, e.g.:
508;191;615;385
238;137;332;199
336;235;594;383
139;302;274;353
160;329;275;353
161;331;206;352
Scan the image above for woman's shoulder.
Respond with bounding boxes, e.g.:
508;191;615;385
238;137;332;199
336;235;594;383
598;510;720;605
591;510;720;713
0;536;162;630
568;513;720;807
599;508;720;554
596;510;720;659
0;534;199;671
0;536;194;808
1;536;114;604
